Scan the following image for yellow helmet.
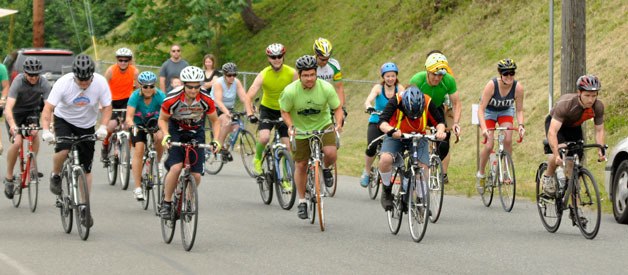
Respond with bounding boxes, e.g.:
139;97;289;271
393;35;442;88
313;37;333;57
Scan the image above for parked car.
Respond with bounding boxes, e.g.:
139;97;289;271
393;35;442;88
605;137;628;224
3;48;74;85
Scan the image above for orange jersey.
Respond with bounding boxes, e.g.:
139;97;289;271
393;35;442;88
108;64;136;100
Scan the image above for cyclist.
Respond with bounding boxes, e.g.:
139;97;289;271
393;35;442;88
3;57;51;199
360;62;405;187
541;75;605;197
377;86;446;211
246;43;298;174
313;37;347;124
211;62;254;160
476;59;525;194
41;54;111;227
125;71;166;201
280;55;342;219
408;50;461;184
158;66;221;219
102;47;139;162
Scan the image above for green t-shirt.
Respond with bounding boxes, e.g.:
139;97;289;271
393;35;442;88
408;71;457;107
279;79;340;139
0;64;8;90
260;65;296;110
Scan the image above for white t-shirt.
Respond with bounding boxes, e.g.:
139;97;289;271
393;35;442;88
47;73;112;128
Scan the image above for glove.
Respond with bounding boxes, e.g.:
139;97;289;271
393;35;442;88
95;125;108;140
42;129;55;143
366;107;376;114
248;115;258;124
210;140;222;153
162;134;171;147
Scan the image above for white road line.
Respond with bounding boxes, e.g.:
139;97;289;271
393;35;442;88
0;251;37;275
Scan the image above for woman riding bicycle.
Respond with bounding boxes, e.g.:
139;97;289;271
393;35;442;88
476;59;525;194
360;62;404;187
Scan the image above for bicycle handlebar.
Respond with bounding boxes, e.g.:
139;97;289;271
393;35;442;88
365;108;382;115
55;134;97;144
401;132;438;142
481;127;523;144
367;134;386;150
169;141;214;150
558;141;607;162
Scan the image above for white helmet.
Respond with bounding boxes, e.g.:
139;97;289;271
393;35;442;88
179;66;204;82
115;47;133;58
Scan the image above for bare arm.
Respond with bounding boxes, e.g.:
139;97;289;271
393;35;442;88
478;80;494;133
335;81;345;107
158;109;171;137
450;90;462;134
246;73;264;112
207;112;221;145
4;97;17;132
280;110;294;134
235;80;254;116
125;106;136;128
0;80;9;107
547;118;563;161
212;81;230;116
41;101;55;131
364;84;381;109
104;67;113;82
515;82;525;126
595;123;606;159
100;105;113;127
159;76;166;92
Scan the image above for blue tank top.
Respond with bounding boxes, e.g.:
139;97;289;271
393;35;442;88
210;76;237;109
487;78;517;111
369;84;398;123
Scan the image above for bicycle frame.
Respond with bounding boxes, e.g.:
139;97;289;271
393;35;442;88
17;126;41;188
555;142;606;210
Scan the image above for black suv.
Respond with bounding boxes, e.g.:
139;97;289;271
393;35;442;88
3;48;74;85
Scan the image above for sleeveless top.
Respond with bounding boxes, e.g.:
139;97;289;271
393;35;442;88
108;64;136;101
487;78;517;111
368;84;398;123
260;65;296;110
210;76;237;109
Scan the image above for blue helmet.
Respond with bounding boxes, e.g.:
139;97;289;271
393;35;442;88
401;86;425;120
380;62;398;76
138;71;157;85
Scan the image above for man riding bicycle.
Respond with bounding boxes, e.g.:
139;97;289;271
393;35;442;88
41;54;112;227
377;86;446;211
279;55;343;220
3;57;51;199
541;74;606;197
158;66;221;219
125;71;166;201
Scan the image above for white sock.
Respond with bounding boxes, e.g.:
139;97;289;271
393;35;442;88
380;171;392;187
299;198;306;204
476;171;485;178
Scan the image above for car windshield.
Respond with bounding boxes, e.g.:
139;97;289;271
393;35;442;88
17;53;74;74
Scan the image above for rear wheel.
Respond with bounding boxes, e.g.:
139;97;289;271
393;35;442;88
612;160;628;224
106;138;118;186
74;169;90;241
119;135;131;190
275;149;296;210
573;168;601;239
238;130;257;177
59;167;73;233
258;153;273;205
180;175;199;251
387;172;403;234
428;156;443;223
498;152;516;212
408;173;429;243
28;156;39;212
535;162;562;233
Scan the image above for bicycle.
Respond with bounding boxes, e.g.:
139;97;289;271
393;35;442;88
366;134;385;200
160;139;213;251
535;140;606;239
132;120;162;214
426;127;444;223
55;134;97;241
204;111;257;177
10;121;43;212
385;132;433;243
479;127;523;212
291;127;339;231
103;108;131;190
255;118;296;210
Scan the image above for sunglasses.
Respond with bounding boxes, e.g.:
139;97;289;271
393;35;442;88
317;55;330;61
118;59;130;63
225;73;237;77
501;71;516;76
171;49;181;53
268;55;283;60
184;84;202;90
142;85;155;89
74;76;93;82
25;73;39;77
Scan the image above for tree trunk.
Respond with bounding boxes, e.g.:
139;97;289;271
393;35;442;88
560;0;586;95
240;0;266;33
33;0;45;47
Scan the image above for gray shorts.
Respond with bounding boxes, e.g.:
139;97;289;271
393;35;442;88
380;136;429;165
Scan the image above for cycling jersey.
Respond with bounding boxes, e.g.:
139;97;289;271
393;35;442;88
486;78;517;111
260;65;296;110
550;93;604;127
279;79;339;139
161;86;215;132
108;64;136;101
408;71;457;107
8;73;51;115
316;58;342;83
378;94;444;134
127;88;165;125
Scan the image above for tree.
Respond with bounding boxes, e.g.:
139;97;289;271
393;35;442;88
240;0;265;33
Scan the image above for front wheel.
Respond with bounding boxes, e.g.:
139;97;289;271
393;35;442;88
238;130;257;178
59;167;73;233
118;135;131;190
535;162;562;233
314;163;325;231
573;168;601;239
368;166;380;200
203;150;224;175
28;156;39;212
106;139;118;186
428;156;444;223
498;152;516;212
11;177;22;208
408;173;429;243
180;175;199;251
140;159;152;210
74;168;91;241
275;149;296;210
324;163;338;197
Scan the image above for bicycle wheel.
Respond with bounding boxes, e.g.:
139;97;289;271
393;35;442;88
28;156;39;212
59;168;73;234
368;160;381;200
314;162;325;231
428;156;444;223
238;130;257;177
258;153;274;205
203;150;224;175
387;172;403;234
481;168;495;207
119;135;131;190
573;168;601;239
498;152;516;212
74;168;90;241
152;163;163;216
535;162;562;233
180;175;199;251
275;149;296;210
408;173;429;243
106;138;118;186
306;166;316;224
140;159;151;210
324;163;338;197
160;188;176;244
11;177;22;208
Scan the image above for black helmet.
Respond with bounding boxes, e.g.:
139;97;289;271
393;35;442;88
23;57;43;74
222;62;238;74
401;86;425;120
576;74;601;91
72;54;95;80
497;58;517;73
295;55;317;71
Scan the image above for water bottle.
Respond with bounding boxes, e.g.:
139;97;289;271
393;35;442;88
489;153;497;173
556;166;566;190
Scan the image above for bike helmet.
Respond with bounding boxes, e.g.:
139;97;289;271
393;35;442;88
72;54;95;80
576;74;601;91
295;55;317;71
138;71;157;85
401;86;425;120
425;53;449;75
497;58;517;72
179;66;205;82
222;62;238;74
380;62;398;76
115;47;133;59
23;57;42;74
265;43;286;56
313;37;333;57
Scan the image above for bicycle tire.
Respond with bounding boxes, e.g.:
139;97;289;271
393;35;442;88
481;166;495;207
11;177;22;208
140;158;151;210
28;155;39;213
324;163;338;197
160;187;176;244
573;168;601;239
408;172;429;243
387;171;403;234
306;166;316;224
74;168;90;241
106;138;118;186
315;162;325;231
258;153;274;205
535;162;562;233
238;130;257;178
60;165;73;234
498;152;516;212
203;150;224;175
275;149;296;210
180;175;199;251
368;163;380;200
428;156;444;223
151;160;162;215
119;135;131;190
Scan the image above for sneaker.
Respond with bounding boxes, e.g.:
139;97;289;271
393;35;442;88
323;168;334;188
100;144;109;163
133;187;145;201
442;173;449;184
297;202;308;219
280;179;293;192
79;206;94;228
381;185;393;211
253;158;263;175
160;202;172;220
221;149;233;162
4;178;15;199
359;171;370;188
542;175;556;197
50;174;62;196
476;172;485;195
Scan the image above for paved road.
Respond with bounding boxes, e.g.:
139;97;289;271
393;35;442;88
1;138;627;274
